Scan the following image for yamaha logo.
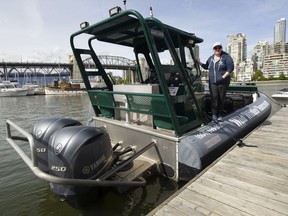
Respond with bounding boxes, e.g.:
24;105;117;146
82;155;106;175
82;166;90;175
36;130;43;139
55;143;62;154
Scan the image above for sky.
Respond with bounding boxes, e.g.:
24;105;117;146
0;0;287;63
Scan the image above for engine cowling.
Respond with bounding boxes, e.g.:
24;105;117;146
31;117;82;172
48;126;113;197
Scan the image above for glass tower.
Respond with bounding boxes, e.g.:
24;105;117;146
274;18;286;43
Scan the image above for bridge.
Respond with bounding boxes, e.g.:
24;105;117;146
83;55;137;70
0;55;137;80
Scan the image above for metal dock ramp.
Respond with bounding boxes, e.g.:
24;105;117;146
148;107;288;216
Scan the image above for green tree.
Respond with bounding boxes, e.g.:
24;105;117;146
252;70;264;81
258;75;266;81
279;72;287;80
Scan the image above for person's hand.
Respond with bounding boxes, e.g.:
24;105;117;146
216;77;225;84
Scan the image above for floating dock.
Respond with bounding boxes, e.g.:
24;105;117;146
148;107;288;216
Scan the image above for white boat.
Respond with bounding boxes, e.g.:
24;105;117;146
22;84;43;96
34;87;45;95
0;81;28;97
272;88;288;104
272;88;288;97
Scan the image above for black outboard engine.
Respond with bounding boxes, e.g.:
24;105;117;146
48;126;113;197
32;118;82;172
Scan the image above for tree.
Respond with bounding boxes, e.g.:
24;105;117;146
258;75;266;81
252;70;263;81
279;72;287;80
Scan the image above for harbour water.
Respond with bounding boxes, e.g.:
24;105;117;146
0;82;286;216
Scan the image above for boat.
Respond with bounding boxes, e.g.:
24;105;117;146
5;8;271;199
22;83;44;96
44;87;86;95
0;80;28;97
33;86;46;95
272;88;288;105
44;79;86;95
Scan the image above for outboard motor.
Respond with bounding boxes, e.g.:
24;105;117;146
32;118;82;172
48;126;113;197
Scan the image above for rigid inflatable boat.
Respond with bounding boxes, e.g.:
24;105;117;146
6;8;271;199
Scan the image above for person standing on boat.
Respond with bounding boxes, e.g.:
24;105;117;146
199;42;234;122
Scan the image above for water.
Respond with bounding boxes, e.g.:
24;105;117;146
0;83;286;216
0;94;180;216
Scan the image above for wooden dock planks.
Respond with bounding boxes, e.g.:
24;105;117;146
148;107;288;216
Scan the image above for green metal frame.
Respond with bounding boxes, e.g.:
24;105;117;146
70;10;207;136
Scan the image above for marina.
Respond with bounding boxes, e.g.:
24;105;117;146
0;84;285;215
1;5;288;216
4;8;272;201
148;107;288;216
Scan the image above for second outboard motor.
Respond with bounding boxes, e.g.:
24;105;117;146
31;118;82;172
48;126;113;197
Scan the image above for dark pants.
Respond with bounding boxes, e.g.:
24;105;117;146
209;81;230;116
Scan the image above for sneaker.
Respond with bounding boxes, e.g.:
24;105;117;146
217;116;223;122
212;115;218;123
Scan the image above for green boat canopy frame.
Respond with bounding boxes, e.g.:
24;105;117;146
70;10;210;136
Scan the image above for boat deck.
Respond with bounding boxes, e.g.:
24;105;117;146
148;107;288;216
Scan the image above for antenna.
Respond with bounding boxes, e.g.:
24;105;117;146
149;6;153;17
123;0;127;10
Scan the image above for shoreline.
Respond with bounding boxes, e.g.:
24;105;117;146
255;80;288;86
232;80;288;86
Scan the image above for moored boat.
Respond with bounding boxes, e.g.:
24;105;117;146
44;80;86;95
44;87;86;95
0;81;28;97
272;88;288;105
5;8;271;200
22;83;43;96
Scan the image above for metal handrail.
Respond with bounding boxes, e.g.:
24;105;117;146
5;119;149;187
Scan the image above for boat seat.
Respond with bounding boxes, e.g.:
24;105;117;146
151;98;189;130
96;92;115;118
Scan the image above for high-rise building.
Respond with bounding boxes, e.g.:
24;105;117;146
274;18;286;43
227;33;247;65
237;59;255;82
252;41;269;70
262;53;288;78
226;33;247;80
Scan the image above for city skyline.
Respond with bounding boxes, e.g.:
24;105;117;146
0;0;287;63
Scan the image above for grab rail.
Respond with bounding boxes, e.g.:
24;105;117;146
5;119;160;187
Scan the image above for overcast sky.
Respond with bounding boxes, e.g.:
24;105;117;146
0;0;287;63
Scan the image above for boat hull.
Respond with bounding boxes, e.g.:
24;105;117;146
92;92;271;181
272;94;288;105
0;89;28;97
44;87;86;95
178;92;271;181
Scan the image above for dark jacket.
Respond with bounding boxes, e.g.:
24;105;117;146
201;51;234;84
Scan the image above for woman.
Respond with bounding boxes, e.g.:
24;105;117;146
200;42;234;122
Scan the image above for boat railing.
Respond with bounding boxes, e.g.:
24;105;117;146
87;89;203;135
227;84;258;92
88;90;167;117
5;119;163;187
